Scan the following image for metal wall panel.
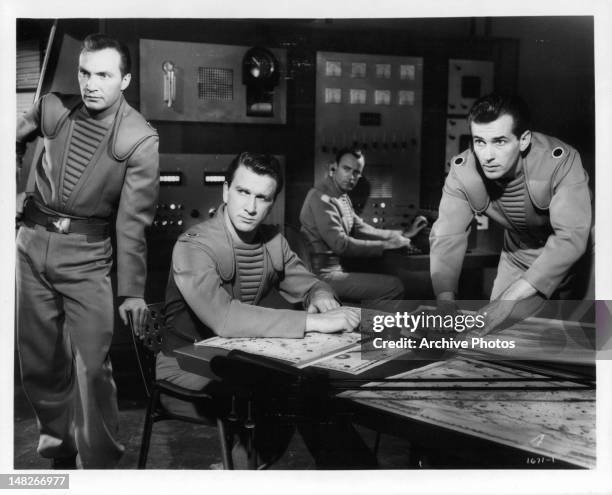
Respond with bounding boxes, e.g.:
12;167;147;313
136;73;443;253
314;51;423;229
139;39;287;124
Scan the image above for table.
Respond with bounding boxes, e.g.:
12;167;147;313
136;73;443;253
174;314;596;469
338;357;595;468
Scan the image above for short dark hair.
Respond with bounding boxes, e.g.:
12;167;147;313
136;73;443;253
81;33;131;76
468;93;531;138
226;152;284;199
335;147;364;165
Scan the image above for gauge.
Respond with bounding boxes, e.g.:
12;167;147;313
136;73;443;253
242;47;279;86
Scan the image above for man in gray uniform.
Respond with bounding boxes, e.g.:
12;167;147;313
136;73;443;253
16;34;159;468
300;148;427;304
430;94;592;333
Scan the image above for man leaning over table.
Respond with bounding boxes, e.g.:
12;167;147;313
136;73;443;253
430;93;592;335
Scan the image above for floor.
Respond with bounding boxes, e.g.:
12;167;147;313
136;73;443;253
13;374;418;470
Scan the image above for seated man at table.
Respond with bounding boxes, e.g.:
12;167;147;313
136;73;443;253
430;93;592;333
155;151;372;468
299;147;427;303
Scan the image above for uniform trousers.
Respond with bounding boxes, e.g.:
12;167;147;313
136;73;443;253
319;270;405;304
16;225;124;468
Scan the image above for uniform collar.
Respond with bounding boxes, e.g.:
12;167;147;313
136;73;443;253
205;204;284;281
317;175;347;198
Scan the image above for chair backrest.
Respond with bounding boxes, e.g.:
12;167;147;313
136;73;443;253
284;224;313;272
129;302;167;397
141;302;167;353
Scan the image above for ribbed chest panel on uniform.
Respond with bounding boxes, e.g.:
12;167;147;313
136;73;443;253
494;173;529;234
234;241;265;305
61;113;111;205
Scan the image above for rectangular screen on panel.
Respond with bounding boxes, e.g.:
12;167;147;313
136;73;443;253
314;51;424;229
445;117;471;173
447;59;494;116
139;39;287;124
445;59;494;173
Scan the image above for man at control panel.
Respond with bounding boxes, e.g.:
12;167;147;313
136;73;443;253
300;147;427;304
430;93;592;332
157;152;371;468
16;34;159;468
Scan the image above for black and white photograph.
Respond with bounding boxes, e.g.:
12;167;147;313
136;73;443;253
2;1;611;494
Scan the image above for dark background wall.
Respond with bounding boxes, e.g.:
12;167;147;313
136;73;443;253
489;17;595;187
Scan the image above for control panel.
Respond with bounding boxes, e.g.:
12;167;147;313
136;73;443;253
140;39;287;124
447;58;494;116
445;116;471;171
313;51;424;229
445;58;494;172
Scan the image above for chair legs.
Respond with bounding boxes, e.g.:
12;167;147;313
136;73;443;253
138;388;160;469
245;398;257;470
216;418;232;469
373;431;382;457
138;387;234;470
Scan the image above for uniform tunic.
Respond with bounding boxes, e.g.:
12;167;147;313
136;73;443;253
299;176;404;302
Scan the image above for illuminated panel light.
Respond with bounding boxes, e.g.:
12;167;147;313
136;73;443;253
204;173;226;185
160;172;183;185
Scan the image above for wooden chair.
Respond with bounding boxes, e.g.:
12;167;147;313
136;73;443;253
129;302;232;469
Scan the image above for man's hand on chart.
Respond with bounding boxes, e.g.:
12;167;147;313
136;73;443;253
470;294;546;338
119;297;149;338
471;299;518;337
307;295;341;313
426;294;461;334
306;306;361;334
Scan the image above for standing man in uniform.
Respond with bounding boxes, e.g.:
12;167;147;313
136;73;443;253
430;93;592;333
16;33;159;468
300;147;427;303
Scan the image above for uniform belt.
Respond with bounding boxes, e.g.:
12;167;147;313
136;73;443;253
23;202;110;237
